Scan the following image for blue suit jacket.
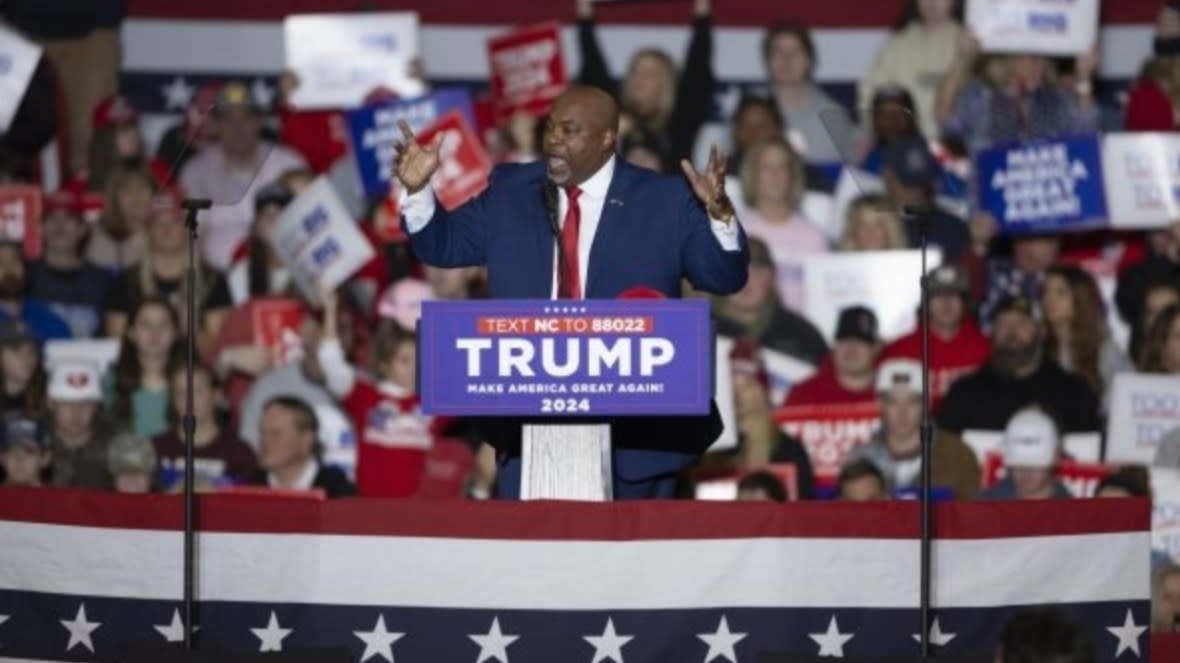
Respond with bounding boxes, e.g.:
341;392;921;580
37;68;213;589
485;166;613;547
406;160;749;497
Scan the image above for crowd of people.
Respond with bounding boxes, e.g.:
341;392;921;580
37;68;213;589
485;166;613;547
2;0;1180;634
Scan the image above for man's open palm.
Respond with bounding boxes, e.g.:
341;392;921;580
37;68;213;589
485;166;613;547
395;119;443;194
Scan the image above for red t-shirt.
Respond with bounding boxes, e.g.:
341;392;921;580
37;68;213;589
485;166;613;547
782;358;877;408
278;106;350;174
880;319;991;411
339;378;448;498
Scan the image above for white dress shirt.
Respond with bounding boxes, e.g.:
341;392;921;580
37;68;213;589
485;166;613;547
267;457;319;491
401;157;742;299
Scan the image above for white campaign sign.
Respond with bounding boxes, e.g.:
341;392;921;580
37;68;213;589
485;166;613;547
803;250;941;343
284;13;425;110
270;177;375;303
0;25;42;133
43;339;121;374
1106;373;1180;465
710;336;737;452
1152;468;1180;564
966;0;1099;55
1102;133;1180;230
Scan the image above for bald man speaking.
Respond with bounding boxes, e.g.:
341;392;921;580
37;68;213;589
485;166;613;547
394;85;748;499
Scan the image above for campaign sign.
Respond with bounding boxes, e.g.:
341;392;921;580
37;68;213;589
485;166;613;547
0;185;42;259
0;25;41;133
418;300;713;417
1152;468;1180;564
415;110;493;211
975;134;1108;235
966;0;1099;56
487;22;567;120
1106;373;1180;465
251;298;306;364
269;177;375;304
284;12;425;110
346;88;477;198
1102;132;1180;229
774;402;881;481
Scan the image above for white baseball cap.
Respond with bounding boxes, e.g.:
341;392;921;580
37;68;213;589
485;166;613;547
875;359;923;395
1002;408;1059;469
48;360;103;402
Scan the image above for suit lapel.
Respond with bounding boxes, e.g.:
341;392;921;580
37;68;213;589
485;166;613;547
586;163;633;298
527;177;556;299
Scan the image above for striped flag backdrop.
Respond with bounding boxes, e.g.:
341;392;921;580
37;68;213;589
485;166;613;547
0;487;1152;662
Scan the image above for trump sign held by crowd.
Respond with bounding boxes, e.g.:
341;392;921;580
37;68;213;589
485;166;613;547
418;300;714;417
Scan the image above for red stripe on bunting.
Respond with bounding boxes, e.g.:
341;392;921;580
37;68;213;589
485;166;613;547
0;486;1149;540
122;0;1160;27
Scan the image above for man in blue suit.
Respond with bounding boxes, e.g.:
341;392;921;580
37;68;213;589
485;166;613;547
394;85;748;499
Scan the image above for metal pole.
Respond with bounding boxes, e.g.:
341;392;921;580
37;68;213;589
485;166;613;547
917;212;933;659
179;198;211;650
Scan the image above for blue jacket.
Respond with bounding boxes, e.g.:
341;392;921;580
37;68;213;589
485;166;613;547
406;160;749;498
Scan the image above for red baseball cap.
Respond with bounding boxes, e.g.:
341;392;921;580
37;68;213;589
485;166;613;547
42;190;80;216
79;193;105;224
92;95;139;131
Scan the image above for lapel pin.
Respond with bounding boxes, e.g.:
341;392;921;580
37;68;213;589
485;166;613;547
608;198;624;207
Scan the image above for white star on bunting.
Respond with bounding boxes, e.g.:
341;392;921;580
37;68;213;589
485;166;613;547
583;618;633;663
60;603;101;653
809;615;854;658
911;617;956;647
697;615;747;663
1107;609;1146;658
160;76;196;111
354;614;404;663
250;611;293;652
153;608;197;643
469;617;519;663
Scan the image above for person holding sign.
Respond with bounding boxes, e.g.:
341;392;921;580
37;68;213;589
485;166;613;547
394;84;747;499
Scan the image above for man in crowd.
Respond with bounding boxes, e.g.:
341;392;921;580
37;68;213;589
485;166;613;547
47;360;114;489
714;237;828;367
977;235;1061;327
782;305;880;407
106;431;156;494
938;294;1101;435
879;135;969;260
28;190;112;337
179;82;307;270
0;241;70;342
735;471;788;502
843;359;980;498
0;415;50;487
880;264;990;409
836;458;889;501
1154;564;1180;633
980;408;1071;500
251;396;355;498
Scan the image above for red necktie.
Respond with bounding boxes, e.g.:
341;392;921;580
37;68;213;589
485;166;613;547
558;186;582;299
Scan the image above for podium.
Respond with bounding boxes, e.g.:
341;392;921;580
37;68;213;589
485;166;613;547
418;299;715;500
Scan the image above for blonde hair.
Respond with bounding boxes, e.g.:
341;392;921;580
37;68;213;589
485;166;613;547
623;49;678;133
739;136;805;211
839;194;907;251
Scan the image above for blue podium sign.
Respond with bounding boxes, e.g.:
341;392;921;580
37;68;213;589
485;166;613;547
418;300;714;417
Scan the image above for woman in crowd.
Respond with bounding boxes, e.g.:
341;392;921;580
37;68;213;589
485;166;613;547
109;297;180;438
1139;303;1180;374
84;95;170;192
1039;265;1129;405
226;180;295;305
839;194;908;252
153;360;258;491
859;0;963;140
104;190;232;356
86;164;153;272
936;36;1100;153
761;21;856;165
737;136;828;313
0;322;46;419
1127;1;1180;130
575;0;714;166
1131;280;1180;364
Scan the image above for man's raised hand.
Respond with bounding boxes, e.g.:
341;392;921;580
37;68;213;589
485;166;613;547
394;119;444;194
680;146;735;222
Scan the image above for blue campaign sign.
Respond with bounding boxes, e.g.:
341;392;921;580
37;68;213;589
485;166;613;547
418;300;715;417
975;134;1108;235
346;88;476;198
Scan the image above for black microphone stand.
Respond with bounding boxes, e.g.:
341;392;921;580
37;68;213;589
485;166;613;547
179;197;212;651
903;205;935;659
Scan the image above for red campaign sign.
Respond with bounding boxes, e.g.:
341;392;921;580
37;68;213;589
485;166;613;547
982;452;1116;497
0;186;43;259
416;110;493;211
251;298;306;364
774;402;881;481
487;21;567;120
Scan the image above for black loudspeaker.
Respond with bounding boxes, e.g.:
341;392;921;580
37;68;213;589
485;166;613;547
115;644;352;663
